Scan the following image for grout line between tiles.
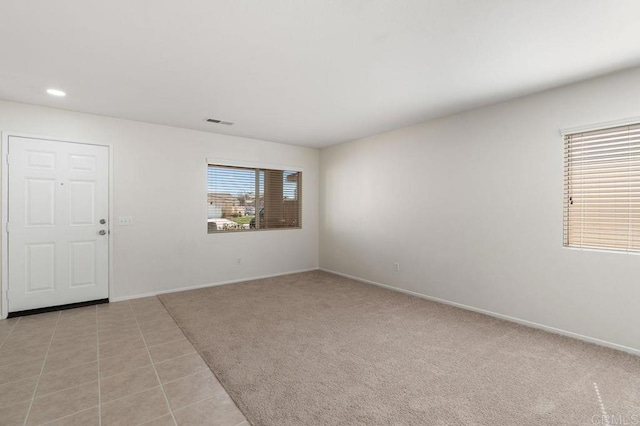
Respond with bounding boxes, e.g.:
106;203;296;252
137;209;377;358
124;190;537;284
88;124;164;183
0;316;21;351
0;376;42;389
99;344;196;380
129;299;179;426
139;413;173;426
100;362;155;382
0;361;45;387
29;376;98;399
100;384;164;407
40;347;97;374
97;332;144;347
40;405;99;426
22;311;62;426
30;380;158;415
171;395;216;415
49;330;97;340
96;323;133;329
14;308;100;425
134;310;174;319
161;369;207;387
146;336;188;349
22;380;100;403
95;305;102;426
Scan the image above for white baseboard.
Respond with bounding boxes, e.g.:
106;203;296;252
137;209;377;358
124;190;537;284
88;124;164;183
320;268;640;357
110;267;320;303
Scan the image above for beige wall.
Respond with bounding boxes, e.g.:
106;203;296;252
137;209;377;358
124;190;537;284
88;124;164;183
0;100;319;309
320;67;640;352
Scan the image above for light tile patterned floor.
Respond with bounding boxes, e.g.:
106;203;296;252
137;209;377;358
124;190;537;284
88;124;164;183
0;297;249;426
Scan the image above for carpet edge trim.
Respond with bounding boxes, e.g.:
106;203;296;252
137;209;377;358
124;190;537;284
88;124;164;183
155;290;255;425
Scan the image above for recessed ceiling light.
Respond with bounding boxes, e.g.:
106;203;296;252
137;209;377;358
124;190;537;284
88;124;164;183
46;88;66;97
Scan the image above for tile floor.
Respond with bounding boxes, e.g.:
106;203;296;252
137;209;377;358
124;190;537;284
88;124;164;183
0;297;249;426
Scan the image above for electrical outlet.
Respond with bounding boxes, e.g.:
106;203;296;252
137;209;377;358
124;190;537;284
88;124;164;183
118;216;134;226
394;263;400;272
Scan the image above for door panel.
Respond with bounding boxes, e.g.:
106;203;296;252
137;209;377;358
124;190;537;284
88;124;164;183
24;243;56;292
8;136;109;312
69;241;96;288
25;178;56;226
26;150;56;169
69;180;96;225
69;154;96;172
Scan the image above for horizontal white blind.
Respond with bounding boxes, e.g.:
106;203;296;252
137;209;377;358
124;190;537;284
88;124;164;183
207;164;302;233
564;123;640;251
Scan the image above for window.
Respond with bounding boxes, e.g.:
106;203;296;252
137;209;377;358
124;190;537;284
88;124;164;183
564;123;640;252
207;163;302;233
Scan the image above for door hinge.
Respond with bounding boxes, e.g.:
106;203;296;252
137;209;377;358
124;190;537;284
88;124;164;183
5;154;9;164
5;222;8;233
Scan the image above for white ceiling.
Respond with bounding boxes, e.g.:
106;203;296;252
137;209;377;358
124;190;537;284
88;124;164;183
2;1;640;148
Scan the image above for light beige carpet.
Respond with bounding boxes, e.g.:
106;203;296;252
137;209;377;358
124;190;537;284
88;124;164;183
159;271;639;425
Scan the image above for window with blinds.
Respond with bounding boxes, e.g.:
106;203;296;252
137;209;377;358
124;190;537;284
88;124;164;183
564;123;640;252
207;164;302;233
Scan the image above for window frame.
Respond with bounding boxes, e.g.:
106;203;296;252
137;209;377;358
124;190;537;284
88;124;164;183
206;158;303;234
561;119;640;254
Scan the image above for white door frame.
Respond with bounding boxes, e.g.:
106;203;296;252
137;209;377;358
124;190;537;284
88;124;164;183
1;131;114;319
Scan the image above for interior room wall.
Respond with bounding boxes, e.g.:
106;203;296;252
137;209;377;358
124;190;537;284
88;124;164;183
320;66;640;352
0;100;319;306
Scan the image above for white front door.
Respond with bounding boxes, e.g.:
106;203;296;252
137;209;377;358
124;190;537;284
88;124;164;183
7;136;109;312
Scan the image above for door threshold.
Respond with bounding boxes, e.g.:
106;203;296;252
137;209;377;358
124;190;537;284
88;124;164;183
8;298;109;318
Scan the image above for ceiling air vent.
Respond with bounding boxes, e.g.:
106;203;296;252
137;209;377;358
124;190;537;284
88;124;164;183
205;118;234;126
